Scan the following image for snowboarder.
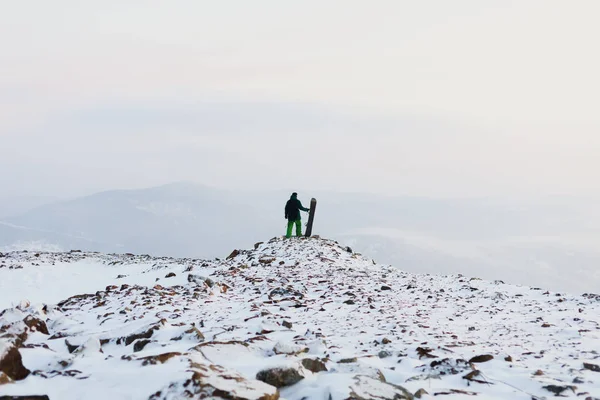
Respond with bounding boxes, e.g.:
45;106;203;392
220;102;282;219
284;192;310;238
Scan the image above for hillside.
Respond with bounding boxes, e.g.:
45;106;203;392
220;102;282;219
1;237;599;399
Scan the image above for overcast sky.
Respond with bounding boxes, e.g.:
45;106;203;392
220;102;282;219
1;1;599;199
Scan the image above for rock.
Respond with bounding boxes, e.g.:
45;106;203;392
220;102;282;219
254;242;264;250
504;355;513;362
0;396;50;399
301;358;327;373
65;339;79;354
381;285;392;291
542;385;576;396
0;344;30;381
151;362;279;400
74;338;103;357
345;246;353;253
378;350;392;359
343;299;356;305
273;342;308;356
117;322;163;346
463;370;488;384
139;352;182;366
416;347;437;359
0;371;13;384
23;316;49;335
116;274;127;279
584;362;600;372
227;249;240;260
414;388;429;398
339;357;358;363
468;354;493;363
133;339;152;352
533;369;544;376
381;338;392;344
347;375;413;400
282;321;293;329
165;272;176;278
573;377;585;384
256;367;304;388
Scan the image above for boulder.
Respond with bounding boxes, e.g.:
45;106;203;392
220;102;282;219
347;375;413;400
256;367;304;388
23;316;49;335
150;362;279;400
301;358;328;373
0;342;30;382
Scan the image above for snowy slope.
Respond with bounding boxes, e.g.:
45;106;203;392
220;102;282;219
0;238;599;399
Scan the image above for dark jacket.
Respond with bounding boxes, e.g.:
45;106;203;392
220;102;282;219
285;193;309;221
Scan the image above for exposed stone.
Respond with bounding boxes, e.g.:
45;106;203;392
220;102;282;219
256;367;303;388
139;352;182;366
151;362;279;400
282;321;293;329
414;388;428;398
133;339;152;352
227;250;240;260
347;375;413;400
584;362;600;372
468;354;494;363
301;358;327;373
23;316;49;335
165;272;176;278
339;357;358;364
542;385;577;396
254;242;264;250
381;285;392;291
0;344;30;381
378;350;392;359
0;396;50;399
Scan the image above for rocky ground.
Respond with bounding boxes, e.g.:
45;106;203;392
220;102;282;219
1;237;599;399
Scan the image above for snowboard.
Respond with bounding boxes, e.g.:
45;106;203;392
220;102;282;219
305;198;317;237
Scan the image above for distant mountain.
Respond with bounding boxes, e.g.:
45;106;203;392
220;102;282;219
0;195;60;218
1;182;283;258
1;182;599;293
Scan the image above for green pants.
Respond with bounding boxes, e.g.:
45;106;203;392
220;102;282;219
286;219;302;238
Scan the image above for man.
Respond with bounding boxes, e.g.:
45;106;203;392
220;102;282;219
284;192;310;238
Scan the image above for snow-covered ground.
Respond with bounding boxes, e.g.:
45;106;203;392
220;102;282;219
1;237;599;399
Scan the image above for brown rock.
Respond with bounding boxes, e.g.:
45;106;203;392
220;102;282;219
282;321;293;329
227;249;240;260
23;316;49;335
256;367;303;388
469;354;494;363
415;388;429;398
139;352;182;366
150;362;279;400
0;345;30;381
348;375;412;399
165;272;176;278
301;358;328;373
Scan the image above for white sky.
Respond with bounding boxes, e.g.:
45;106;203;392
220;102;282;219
1;1;599;198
